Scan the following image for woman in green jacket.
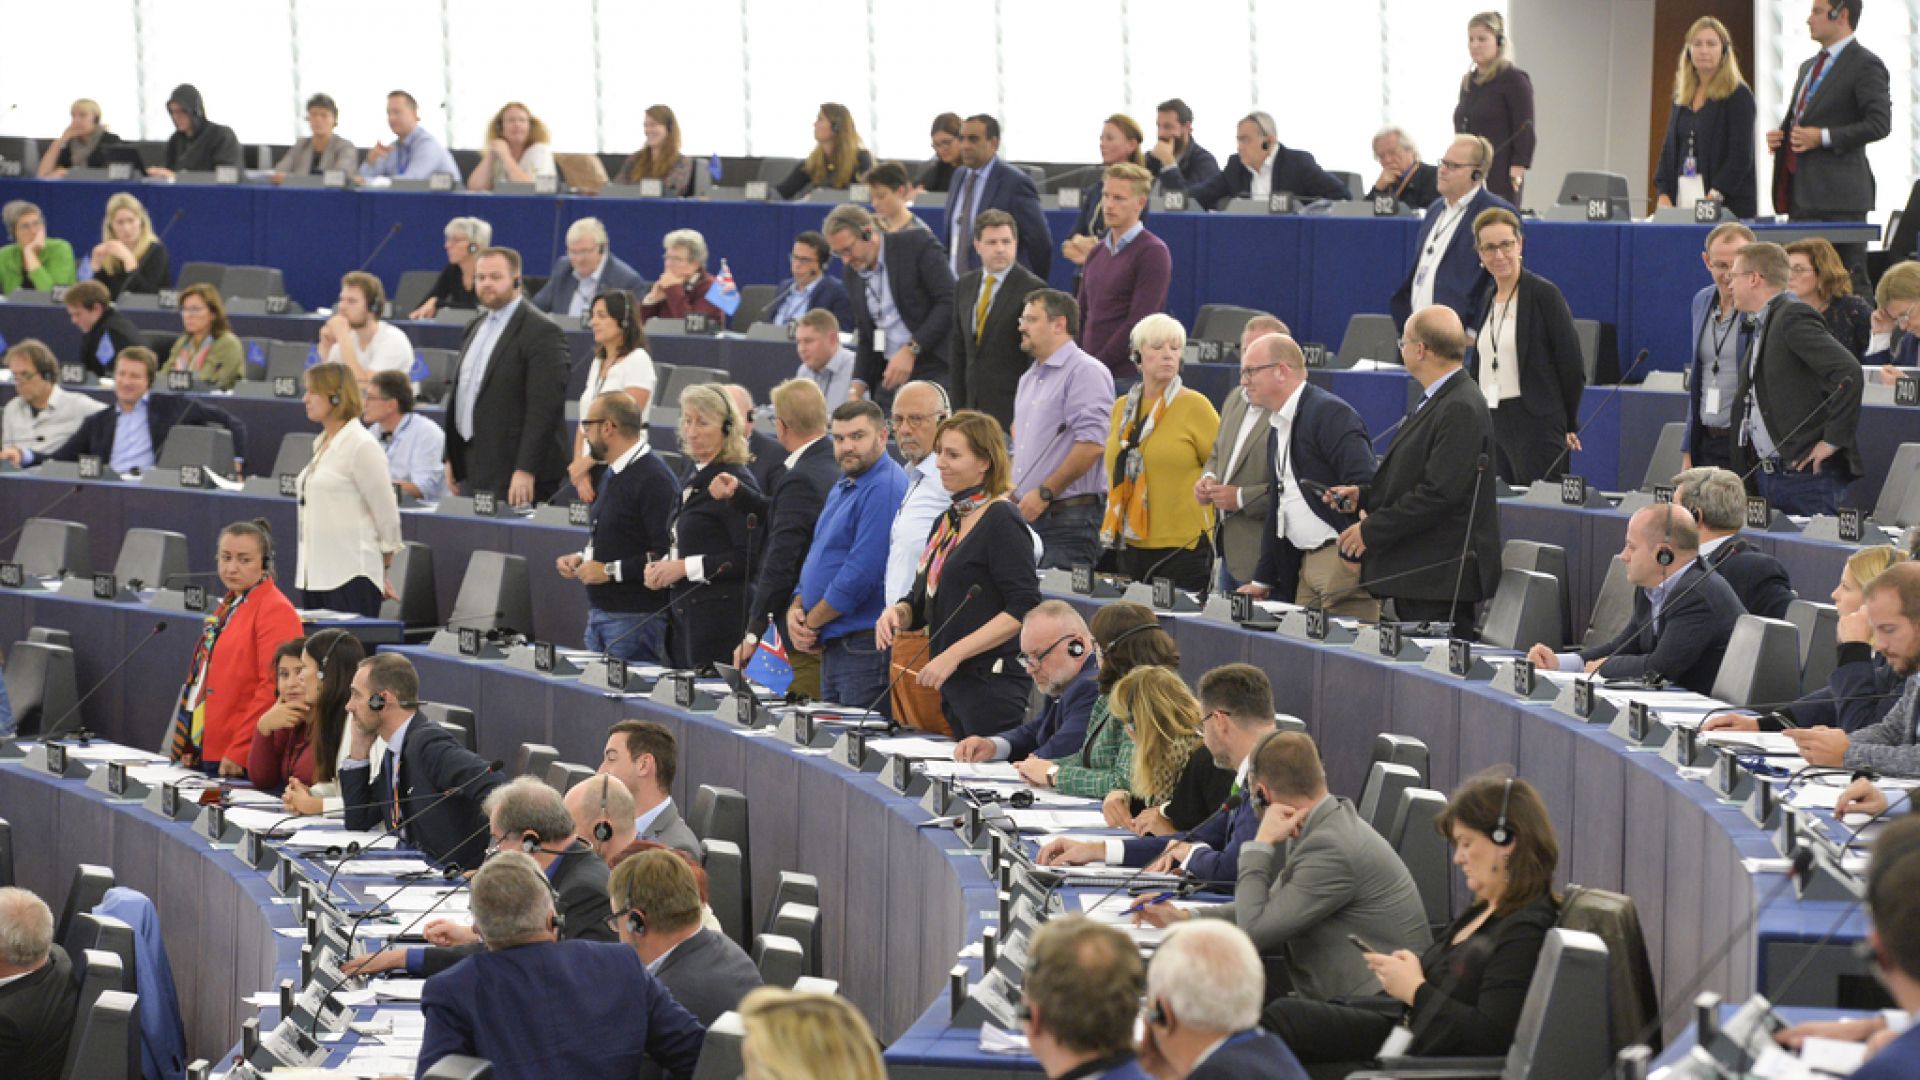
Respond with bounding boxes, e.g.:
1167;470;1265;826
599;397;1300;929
0;201;77;295
164;283;246;390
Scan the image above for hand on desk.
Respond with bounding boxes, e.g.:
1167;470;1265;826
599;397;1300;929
1700;712;1760;733
1132;900;1191;929
952;736;996;763
1144;842;1190;876
341;949;405;976
1012;757;1055;787
1776;1015;1884;1051
1034;837;1104;867
1129;805;1174;836
1835;778;1888;818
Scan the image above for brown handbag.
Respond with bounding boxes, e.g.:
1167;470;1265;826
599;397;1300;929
889;628;951;737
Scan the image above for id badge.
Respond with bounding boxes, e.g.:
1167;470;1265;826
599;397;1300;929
1377;1025;1415;1058
1484;381;1501;408
1414;266;1429;288
1702;387;1722;417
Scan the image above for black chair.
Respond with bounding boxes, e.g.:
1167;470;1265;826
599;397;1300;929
770;902;821;978
733;284;779;328
221;265;287;301
702;838;750;948
1870;443;1920;527
12;518;90;579
1355;762;1420;837
62;989;140;1080
26;627;72;648
382;542;440;633
1638;423;1687;493
761;872;820;936
1786;600;1840;696
416;348;458;404
154;425;237;477
1334;314;1399;369
60;949;127;1080
544;761;595;796
1387;787;1451;933
1583;559;1635;650
1710;616;1803;709
113;528;188;592
450;551;535;641
1368;734;1429;788
264;342;312;384
392;270;441;317
262;432;316;480
55;864;114;950
4;642;78;737
690;786;751;916
175;262;226;293
1500;540;1572;646
1479;568;1564;652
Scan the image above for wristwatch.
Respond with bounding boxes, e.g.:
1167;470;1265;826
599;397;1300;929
1038;486;1057;503
906;339;922;355
1046;765;1060;786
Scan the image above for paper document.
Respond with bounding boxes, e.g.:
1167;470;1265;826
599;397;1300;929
1005;809;1111;833
284;830;398;852
366;978;426;1001
979;1024;1032;1055
918;760;1021;781
863;736;955;759
323;858;439;877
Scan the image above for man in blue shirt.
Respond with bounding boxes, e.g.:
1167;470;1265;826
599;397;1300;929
790;399;909;709
764;231;853;330
358;90;460;183
363;371;445;501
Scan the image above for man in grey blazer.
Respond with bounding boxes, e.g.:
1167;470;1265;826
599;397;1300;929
611;848;762;1027
601;720;705;858
1196;314;1289;590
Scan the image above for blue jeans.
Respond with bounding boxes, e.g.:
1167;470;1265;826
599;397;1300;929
1032;501;1104;571
820;633;891;711
1755;463;1850;518
585;608;668;665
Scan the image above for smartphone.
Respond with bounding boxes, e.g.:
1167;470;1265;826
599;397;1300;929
1346;934;1376;954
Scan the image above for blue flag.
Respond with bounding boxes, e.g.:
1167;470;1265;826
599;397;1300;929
743;622;795;696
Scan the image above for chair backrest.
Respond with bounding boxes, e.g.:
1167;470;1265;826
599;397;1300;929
5;642;78;737
1501;541;1573;645
381;542;439;627
1194;305;1263;344
64;989;140;1080
660;365;730;407
0;817;12;888
1583;559;1635;649
1388;788;1451;931
544;761;595;796
1709;615;1802;708
422;1056;495;1079
26;627;73;648
771;902;822;978
175;262;225;292
1639;423;1687;493
1557;170;1630;204
1369;734;1430;787
755;157;801;183
57;864;115;949
1330;170;1365;200
155;425;236;475
1480;568;1564;652
1785;600;1840;696
1356;762;1420;836
221;266;285;301
450;551;535;640
61;950;127;1080
1273;713;1307;734
752;933;806;989
1559;886;1662;1057
267;433;315;480
513;743;559;779
419;702;477;751
112;529;188;591
691;1011;746;1080
1335;314;1400;368
392;270;441;317
416;348;458;404
702;838;751;948
264;341;313;383
734;284;779;329
14;518;90;578
1502;929;1614;1079
1871;444;1920;524
1572;319;1602;383
762;872;821;935
72;913;137;999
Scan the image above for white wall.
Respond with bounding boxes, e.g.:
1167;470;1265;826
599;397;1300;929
1509;0;1656;212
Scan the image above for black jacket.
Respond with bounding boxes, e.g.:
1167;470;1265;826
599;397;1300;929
419;842;615;976
95;241;170;300
1578;558;1746;696
1465;268;1586;431
668;460;756;670
41;391;248;470
0;944;77;1080
1159;147;1351;210
162;84;243;172
1777;641;1905;732
1251;382;1376;598
1356;371;1501;603
1705;537;1796;620
732;436;838;639
1771;41;1891;215
341;715;506;871
950;261;1045;431
847;228;957;393
445;300;571;500
1406;893;1557;1056
585;447;678;615
1733;293;1864;479
77;306;147;376
1653;85;1758;219
1372;162;1441;210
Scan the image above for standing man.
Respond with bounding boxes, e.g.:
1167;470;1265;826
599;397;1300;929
1368;126;1440;210
952;209;1045;430
763;231;853;330
824;205;955;405
530;218;645;317
791;308;856;409
319;271;415;385
557;392;677;664
0;340;102;464
947;114;1053;279
1077;163;1173;377
1673;465;1797;618
600;720;705;858
1329;306;1500;634
60;280;141;376
1682;222;1759;472
1729;240;1864;516
1157;112;1350;211
444;246;570;506
358;90;461;183
1197;316;1288;592
790;400;910;709
1145;98;1222;192
1237;334;1380;620
1390;135;1512;333
1767;0;1890;285
885;380;953;608
363;370;446;502
1011;290;1114;571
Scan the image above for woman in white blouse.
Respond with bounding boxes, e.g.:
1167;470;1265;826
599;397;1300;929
294;362;403;617
466;101;557;191
568;288;657;502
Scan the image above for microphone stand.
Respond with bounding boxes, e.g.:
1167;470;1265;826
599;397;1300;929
1541;347;1652;481
1440;450;1491;640
594;561;733;672
46;622;167;741
317;759;504;904
858;584;981;735
0;485;86;551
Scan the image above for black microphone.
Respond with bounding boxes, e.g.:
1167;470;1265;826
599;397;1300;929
740;513;760;640
1438;451;1492;640
1011;423;1071;495
1541;347;1652;481
1130;533;1211;593
155;208;185;246
442;608;506;632
45;622;167;740
1369;412;1410;451
318;757;505;904
596;561;734;667
858;584;981;730
0;484;84;551
356;223;403;274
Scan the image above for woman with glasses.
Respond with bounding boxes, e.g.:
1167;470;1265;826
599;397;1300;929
1103;665;1233;837
918;113;963;193
162;283;245;390
1464;207;1585;486
1787;238;1874;359
640;228;728;327
1867;260;1920;382
0;200;76;296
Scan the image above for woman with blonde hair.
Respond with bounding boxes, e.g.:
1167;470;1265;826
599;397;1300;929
1653;15;1756;218
38;98;123;177
1867;260;1920;379
776;103;873;200
645;383;754;670
1787;237;1873;357
1105;665;1233;837
91;192;169;298
619;104;694;195
739;987;885;1080
1454;11;1534;203
467;101;556;191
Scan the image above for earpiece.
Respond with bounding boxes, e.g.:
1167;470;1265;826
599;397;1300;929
1128;348;1141;366
1148;1000;1169;1027
1064;637;1087;658
1489;776;1515;846
1657;500;1677;568
328;392;341;407
627;909;646;935
858;227;873;242
314;631;344;681
468;241;479;256
1470;167;1485;182
521;832;540;854
366;692;421;713
593;775;614;843
1245;729;1281;816
1828;2;1842;21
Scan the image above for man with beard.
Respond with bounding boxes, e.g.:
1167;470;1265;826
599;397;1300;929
952;600;1100;768
1802;564;1920;813
556;392;677;664
319;271;415;386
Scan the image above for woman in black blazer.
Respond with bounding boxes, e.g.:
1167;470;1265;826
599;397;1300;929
1466;208;1585;486
1454;12;1535;205
874;411;1038;739
646;383;755;672
1653;17;1757;220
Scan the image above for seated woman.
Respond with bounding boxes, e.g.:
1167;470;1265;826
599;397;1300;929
1102;314;1220;592
0;200;77;295
163;283;245;390
276;629;369;814
272;93;358;181
409;217;491;319
640;228;728;326
467;101;557;191
1265;772;1560;1064
1062;114;1147;269
1866;260;1920;383
918;112;963;193
246;638;309;790
91;193;170;299
865;162;932;236
1787;238;1873;359
37;98;123;177
1021;601;1178;798
776;103;873;200
1103;665;1232;836
618;105;695;196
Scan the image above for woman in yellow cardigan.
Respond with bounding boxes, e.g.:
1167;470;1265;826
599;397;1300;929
164;282;246;390
1101;313;1219;592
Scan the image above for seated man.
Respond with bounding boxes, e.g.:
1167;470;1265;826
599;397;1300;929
363;370;446;501
1368;126;1439;209
61;280;142;377
609;847;762;1026
531;218;645;317
1673;465;1796;619
792;308;855;409
1135;732;1431;1003
1;340;103;465
320;271;415;386
415;851;705;1080
1157;111;1350;211
764;231;853;329
1526;504;1744;696
1023;916;1153;1079
1782;562;1920;776
568;774;645;866
954;600;1099;765
600;720;705;857
0;887;79;1080
22;346;247;474
1137;921;1308;1080
358;90;461;183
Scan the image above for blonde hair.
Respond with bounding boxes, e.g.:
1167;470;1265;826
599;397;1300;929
1876;261;1920;307
71;98;103;123
739;988;885;1080
1464;11;1514;85
484;101;551;147
1103;161;1152;199
769;378;827;437
1113;665;1204;801
678;382;750;465
1128;312;1187;355
1846;546;1911;593
98;193;157;275
804;103;865;188
1672;16;1746;105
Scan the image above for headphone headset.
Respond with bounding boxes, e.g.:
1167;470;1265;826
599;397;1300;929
1245;112;1276;153
593;775;614;843
858;226;873;242
1828;1;1844;21
313;631;345;681
1128;348;1141;366
1656;504;1677;568
927;380;953;417
328;388;342;407
367;691;420;712
1148;1000;1169;1026
1065;636;1087;659
1489;776;1515;846
468;241;479;255
627;908;646;935
1100;621;1160;655
1245;729;1281;816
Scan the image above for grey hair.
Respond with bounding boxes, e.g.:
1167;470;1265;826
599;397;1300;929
0;887;55;968
443;216;493;249
482;776;578;844
1372;126;1419;157
469;851;555;947
1147;920;1263;1031
565;217;609;250
1128;313;1187;355
1027;599;1089;636
3;200;41;239
662;227;708;267
1672;466;1747;531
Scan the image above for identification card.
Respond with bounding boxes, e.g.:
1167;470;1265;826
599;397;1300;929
1702;387;1721;418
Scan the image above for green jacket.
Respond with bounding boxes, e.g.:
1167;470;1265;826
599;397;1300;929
1052;694;1136;799
0;239;78;294
165;332;247;390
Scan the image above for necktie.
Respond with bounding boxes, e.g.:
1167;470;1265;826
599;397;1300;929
953;171;979;276
973;274;997;344
1776;51;1831;211
1793;51;1830;124
384;748;402;830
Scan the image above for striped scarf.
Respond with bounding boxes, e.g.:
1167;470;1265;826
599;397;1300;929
917;487;988;596
167;585;252;765
1100;378;1181;548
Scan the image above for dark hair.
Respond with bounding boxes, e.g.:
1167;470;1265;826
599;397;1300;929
933;411;1012;497
272;637;306;667
1869;814;1920;978
863;161;913;192
4;340;58;382
1156;98;1194;125
832;399;886;427
795;230;831;266
360;653;419;710
177;282;232;339
591;288;648;359
1023;288;1080;337
1090;602;1178;694
965;113;1001;142
1023;917;1142;1056
595;390;643;435
369;370;415;412
219;517;274;567
387;90;419;110
340;270;384;313
608;719;678;789
303;629;365;784
929;112;962;138
116;345;158;381
478;245;522;275
1839;0;1863;28
62;280;110;312
1435;771;1558;913
1196;663;1273;725
1866;562;1920;622
306;93;338;118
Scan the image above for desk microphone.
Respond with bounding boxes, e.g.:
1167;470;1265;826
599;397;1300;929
355;223;402;274
1011;423;1070;495
441;608;506;633
155;208;186;247
44;622;168;740
857;584;980;733
1437;450;1492;639
741;513;760;640
1369;412;1410;451
317;758;504;903
594;562;734;668
0;484;84;551
1541;347;1651;481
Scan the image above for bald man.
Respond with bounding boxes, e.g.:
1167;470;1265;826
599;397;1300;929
725;383;784;494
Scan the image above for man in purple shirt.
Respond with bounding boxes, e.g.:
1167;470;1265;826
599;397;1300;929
1077;163;1172;376
1011;289;1114;570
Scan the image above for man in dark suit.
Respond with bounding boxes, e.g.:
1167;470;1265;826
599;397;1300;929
1368;126;1440;210
946;114;1052;279
1728;241;1864;517
601;720;705;859
1682;223;1759;473
444;246;570;506
1529;504;1745;697
610;848;762;1027
529;217;646;318
824;205;956;407
1138;924;1310;1080
761;231;855;330
24;346;247;474
0;887;79;1080
1390;134;1514;332
1674;466;1798;619
722;383;785;494
713;379;838;697
951;209;1045;430
954;601;1099;767
1158;111;1349;211
62;280;143;376
1145;98;1223;193
340;653;504;870
1767;0;1890;284
1236;334;1379;620
415;852;706;1080
1330;306;1500;635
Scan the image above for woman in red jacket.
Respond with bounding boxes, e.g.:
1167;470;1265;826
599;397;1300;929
168;519;305;776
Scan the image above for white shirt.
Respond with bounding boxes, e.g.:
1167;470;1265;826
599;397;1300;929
327;319;415;379
1204;389;1269;511
887;454;949;605
783;434;825;470
1476;294;1522;405
580;349;658;431
316;730;386;814
295;420;404;592
1249;152;1277;199
1;383;103;454
1267;386;1340;551
1409;187;1481;315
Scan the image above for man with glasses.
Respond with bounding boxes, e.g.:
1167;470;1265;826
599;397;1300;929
763;231;852;330
1682;222;1759;472
1;339;102;465
364;370;446;502
1390;134;1512;332
1367;126;1439;210
885;380;956;608
953;601;1099;767
556;392;678;665
947;114;1052;279
530;217;644;318
1197;316;1290;593
823;204;955;407
1011;290;1113;571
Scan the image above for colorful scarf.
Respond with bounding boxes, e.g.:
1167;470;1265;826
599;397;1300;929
1100;377;1181;548
168;585;252;765
918;486;989;596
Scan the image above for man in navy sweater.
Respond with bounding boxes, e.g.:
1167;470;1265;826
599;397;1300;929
557;392;678;664
953;601;1099;768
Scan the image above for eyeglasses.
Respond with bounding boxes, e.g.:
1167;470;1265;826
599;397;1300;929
1889;305;1916;329
890;412;938;428
1239;361;1281;383
791;253;820;265
1017;634;1080;671
1438;158;1476;172
1476;240;1518;256
581;417;613;429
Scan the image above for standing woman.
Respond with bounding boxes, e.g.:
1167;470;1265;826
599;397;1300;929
91;193;170;299
874;411;1040;739
776;103;874;200
568;290;656;502
1062;115;1147;269
278;630;371;816
1102;314;1220;593
646;384;755;671
1787;238;1874;358
294;363;403;617
1652;17;1756;219
163;283;245;389
272;93;359;181
467;101;557;191
619;105;695;196
1466;208;1585;486
1453;11;1535;205
168;520;304;776
409;217;491;319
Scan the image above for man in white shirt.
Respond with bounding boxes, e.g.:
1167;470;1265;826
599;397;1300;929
363;370;445;501
320;272;414;387
1;340;103;464
1389;134;1511;332
1195;316;1289;590
884;380;953;607
792;308;854;408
